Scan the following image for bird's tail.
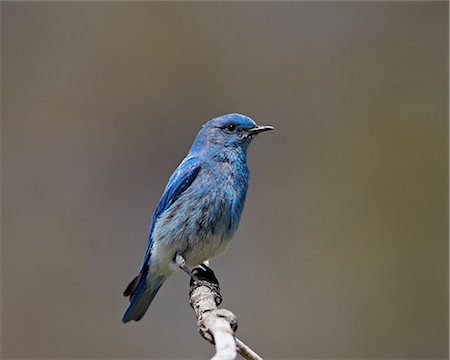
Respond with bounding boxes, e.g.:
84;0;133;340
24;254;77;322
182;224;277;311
122;269;166;323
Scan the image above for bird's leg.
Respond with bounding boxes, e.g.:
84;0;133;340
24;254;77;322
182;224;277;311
174;254;201;282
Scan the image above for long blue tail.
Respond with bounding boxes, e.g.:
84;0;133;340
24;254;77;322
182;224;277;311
122;270;166;323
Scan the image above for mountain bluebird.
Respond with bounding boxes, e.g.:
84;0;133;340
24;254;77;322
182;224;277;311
122;113;273;322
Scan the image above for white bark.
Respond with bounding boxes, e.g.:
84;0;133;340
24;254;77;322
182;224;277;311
188;265;263;360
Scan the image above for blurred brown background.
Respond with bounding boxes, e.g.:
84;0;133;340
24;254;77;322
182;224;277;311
1;2;448;359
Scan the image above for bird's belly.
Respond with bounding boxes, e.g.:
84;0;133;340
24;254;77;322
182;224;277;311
150;225;232;273
184;233;232;267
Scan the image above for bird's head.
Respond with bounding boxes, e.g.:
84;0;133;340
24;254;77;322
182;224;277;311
190;113;274;155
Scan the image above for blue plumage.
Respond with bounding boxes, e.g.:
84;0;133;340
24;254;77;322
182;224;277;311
122;113;273;322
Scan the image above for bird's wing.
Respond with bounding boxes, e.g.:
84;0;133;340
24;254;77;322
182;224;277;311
141;156;201;267
123;156;202;301
122;157;200;322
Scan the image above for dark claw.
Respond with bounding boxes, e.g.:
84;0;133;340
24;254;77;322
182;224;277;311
189;264;222;306
191;264;219;286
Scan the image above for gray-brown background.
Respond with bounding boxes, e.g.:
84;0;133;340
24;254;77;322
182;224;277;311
1;2;448;359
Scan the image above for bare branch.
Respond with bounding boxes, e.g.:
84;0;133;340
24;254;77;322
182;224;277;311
189;265;263;360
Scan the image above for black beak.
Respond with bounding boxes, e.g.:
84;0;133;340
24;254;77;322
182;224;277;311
248;125;275;135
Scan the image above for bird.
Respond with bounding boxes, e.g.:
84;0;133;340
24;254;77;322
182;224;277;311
122;113;274;323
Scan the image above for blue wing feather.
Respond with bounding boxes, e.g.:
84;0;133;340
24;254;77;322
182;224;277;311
140;156;201;267
122;157;201;322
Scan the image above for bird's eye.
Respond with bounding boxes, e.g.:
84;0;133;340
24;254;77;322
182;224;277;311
227;124;237;132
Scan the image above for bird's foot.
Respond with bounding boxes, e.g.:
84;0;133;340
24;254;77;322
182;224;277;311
189;263;222;306
191;264;219;286
174;256;220;292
